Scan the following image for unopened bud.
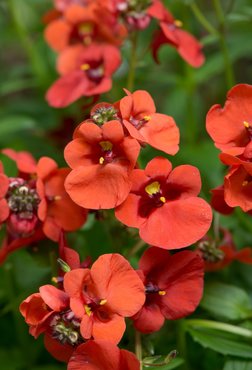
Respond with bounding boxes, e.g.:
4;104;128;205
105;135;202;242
57;258;71;272
165;350;178;363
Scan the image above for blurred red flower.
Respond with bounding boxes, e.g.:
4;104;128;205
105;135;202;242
149;0;205;67
46;43;121;107
197;229;252;271
44;3;124;52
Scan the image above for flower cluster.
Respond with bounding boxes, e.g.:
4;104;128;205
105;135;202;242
20;247;204;367
207;84;252;212
201;83;252;271
16;85;213;369
0;149;87;264
64;89;212;248
45;0;205;108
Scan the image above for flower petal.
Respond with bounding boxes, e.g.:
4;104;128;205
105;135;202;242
159;251;204;319
92;314;125;343
68;340;121;370
65;164;132;209
91;254;145;316
140;113;179;155
133;304;165;333
145;156;172;179
46;71;88;108
140;198;212;249
115;193;145;228
44;334;74;362
0;198;10;223
39;285;69;311
206;84;252;153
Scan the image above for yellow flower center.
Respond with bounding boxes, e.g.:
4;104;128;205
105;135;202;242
84;305;92;317
79;23;93;35
145;181;166;203
158;290;166;296
174;19;183;27
99;141;113;151
145;181;161;195
80;63;90;71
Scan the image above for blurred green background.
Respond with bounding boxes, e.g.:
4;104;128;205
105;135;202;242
0;0;252;369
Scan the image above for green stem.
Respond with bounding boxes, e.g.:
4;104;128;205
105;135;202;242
184;63;197;144
176;320;190;370
127;32;138;91
186;319;252;338
126;239;146;258
49;250;59;278
235;208;252;234
190;0;235;88
3;263;29;352
213;211;220;241
189;2;217;36
225;0;236;14
212;0;235;88
135;330;143;370
8;0;48;88
213;0;226;25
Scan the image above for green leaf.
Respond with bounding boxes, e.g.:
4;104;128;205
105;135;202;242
0;115;36;137
188;328;252;358
32;366;64;370
143;357;184;370
0;348;27;370
0;78;37;96
201;282;252;321
0;153;17;177
223;361;252;370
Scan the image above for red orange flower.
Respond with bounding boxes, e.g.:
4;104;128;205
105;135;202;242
132;247;204;333
46;43;121;107
1;148;37;174
0;229;44;265
36;157;87;241
0;150;87;263
20;285;82;362
0;168;11;226
63;253;145;343
119;90;179;155
64;120;140;209
115;157;212;249
68;340;140;370
206;84;252;156
149;0;205;67
44;3;124;52
210;185;234;215
219;153;252;212
54;0;90;12
0;151;41;238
